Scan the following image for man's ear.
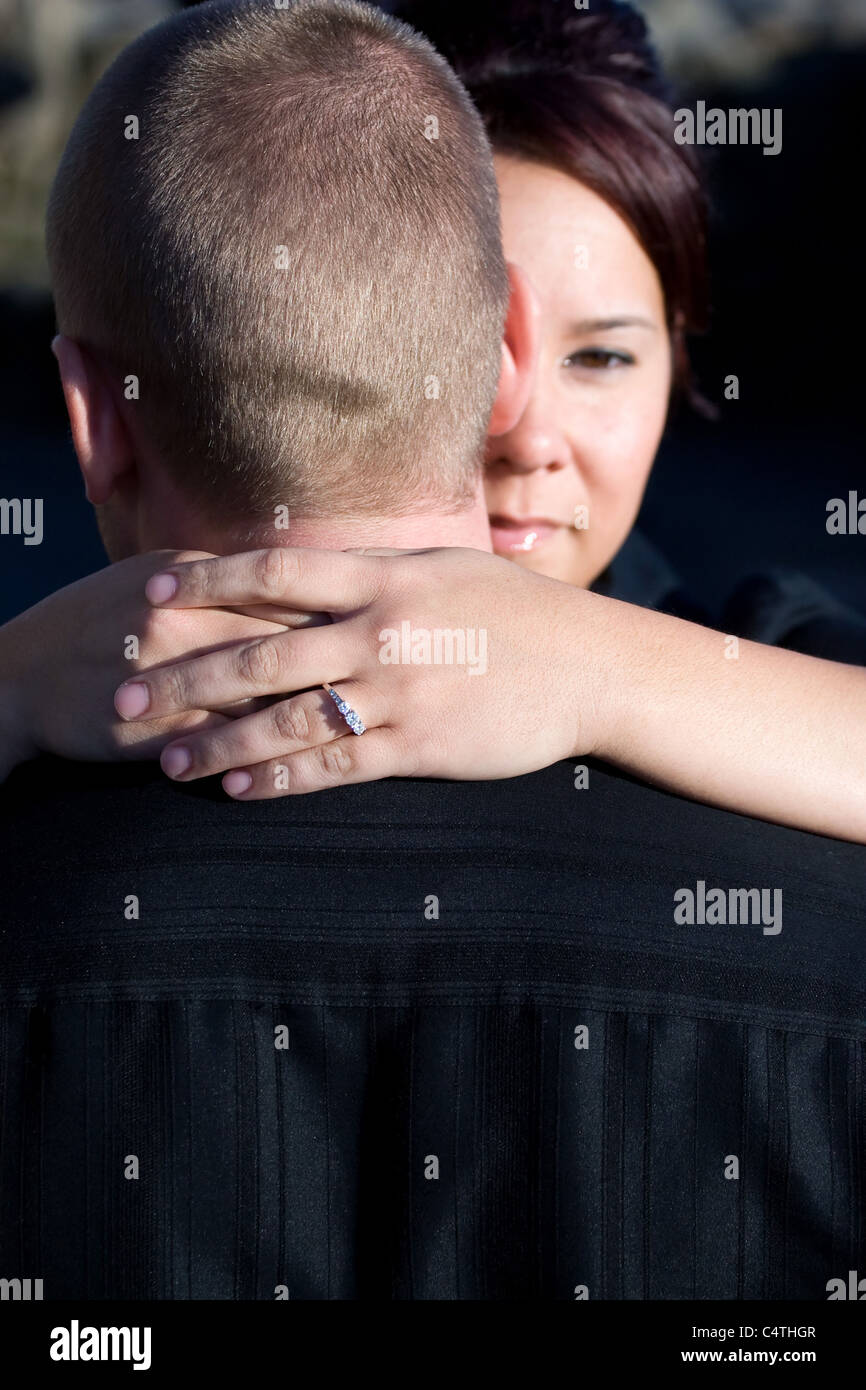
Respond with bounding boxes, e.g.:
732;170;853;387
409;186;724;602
487;262;540;437
51;335;134;504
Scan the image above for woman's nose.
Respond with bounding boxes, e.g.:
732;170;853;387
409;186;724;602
487;422;570;476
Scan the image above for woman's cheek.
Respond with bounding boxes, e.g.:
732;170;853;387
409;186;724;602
583;425;659;553
601;388;666;496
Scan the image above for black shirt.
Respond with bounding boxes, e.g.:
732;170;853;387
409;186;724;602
1;752;864;1300
597;528;866;664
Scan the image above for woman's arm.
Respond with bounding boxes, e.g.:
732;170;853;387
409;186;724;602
588;589;866;840
116;546;866;842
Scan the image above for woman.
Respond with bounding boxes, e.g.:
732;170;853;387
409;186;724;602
413;0;711;610
2;0;866;840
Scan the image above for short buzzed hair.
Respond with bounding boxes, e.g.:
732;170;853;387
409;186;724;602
46;0;508;522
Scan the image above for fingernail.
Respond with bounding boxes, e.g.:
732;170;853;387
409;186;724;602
161;745;192;778
223;770;253;797
146;572;178;604
115;682;150;719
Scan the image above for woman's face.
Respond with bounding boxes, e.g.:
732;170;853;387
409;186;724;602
486;155;672;588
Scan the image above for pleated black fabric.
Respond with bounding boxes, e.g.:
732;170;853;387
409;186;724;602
1;754;864;1300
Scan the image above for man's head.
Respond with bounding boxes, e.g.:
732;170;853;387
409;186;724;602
47;0;536;557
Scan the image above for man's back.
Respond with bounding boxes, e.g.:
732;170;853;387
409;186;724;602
1;756;864;1300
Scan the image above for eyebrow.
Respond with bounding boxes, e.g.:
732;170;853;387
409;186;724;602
570;316;658;333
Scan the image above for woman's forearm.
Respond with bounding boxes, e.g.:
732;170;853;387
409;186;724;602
587;590;866;842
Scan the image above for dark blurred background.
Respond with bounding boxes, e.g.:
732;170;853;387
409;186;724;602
0;0;863;623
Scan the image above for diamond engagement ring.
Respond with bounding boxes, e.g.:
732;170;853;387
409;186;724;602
322;684;366;735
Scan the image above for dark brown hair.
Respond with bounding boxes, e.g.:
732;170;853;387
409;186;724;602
393;0;710;405
47;0;509;522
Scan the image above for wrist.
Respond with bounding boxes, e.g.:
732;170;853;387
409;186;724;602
558;585;633;761
553;583;619;761
577;597;709;770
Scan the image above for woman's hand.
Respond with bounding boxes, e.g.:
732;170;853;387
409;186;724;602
0;549;308;778
115;546;619;796
106;544;866;844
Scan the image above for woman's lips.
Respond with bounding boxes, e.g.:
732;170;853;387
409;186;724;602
488;515;562;553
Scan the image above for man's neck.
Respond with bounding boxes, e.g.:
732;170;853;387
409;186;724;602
134;477;494;556
239;503;493;554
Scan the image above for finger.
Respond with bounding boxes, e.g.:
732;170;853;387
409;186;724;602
113;708;233;760
224;603;331;628
344;547;432;556
220;727;413;799
158;681;385;781
144;547;388;613
115;621;362;720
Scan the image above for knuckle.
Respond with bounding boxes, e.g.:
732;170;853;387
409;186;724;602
236;637;282;689
160;665;190;709
316;739;355;781
271;699;310;745
170;552;212;600
254;547;297;599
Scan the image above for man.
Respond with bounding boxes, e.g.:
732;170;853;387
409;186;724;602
0;0;864;1300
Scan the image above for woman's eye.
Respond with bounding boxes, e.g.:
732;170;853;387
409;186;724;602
563;348;635;370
